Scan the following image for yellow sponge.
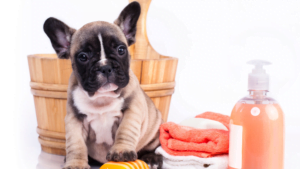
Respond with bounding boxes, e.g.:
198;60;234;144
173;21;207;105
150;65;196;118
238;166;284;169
100;160;149;169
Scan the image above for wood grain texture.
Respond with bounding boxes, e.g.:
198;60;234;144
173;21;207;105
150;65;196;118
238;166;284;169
39;137;66;149
30;82;68;91
41;145;66;156
37;127;66;140
145;89;174;98
28;54;72;84
130;60;142;82
33;96;67;132
31;89;68;99
30;81;175;92
31;89;174;99
28;0;178;156
141;58;178;84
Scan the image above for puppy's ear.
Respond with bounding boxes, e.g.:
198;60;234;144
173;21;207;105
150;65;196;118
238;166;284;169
114;2;141;46
43;17;76;59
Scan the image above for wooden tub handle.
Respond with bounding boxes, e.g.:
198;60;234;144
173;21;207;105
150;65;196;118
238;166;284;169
128;0;160;59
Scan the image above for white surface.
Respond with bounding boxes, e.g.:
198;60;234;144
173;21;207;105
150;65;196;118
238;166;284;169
18;126;300;169
0;0;300;168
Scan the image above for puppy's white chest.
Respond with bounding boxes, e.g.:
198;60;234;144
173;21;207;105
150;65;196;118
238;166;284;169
73;87;124;145
85;111;121;145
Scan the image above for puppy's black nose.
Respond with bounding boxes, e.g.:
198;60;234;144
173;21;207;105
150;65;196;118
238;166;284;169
98;65;112;76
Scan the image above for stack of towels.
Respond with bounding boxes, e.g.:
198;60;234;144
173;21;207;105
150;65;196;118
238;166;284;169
155;112;230;169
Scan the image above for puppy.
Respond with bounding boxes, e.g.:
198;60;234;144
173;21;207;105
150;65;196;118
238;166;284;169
43;2;163;169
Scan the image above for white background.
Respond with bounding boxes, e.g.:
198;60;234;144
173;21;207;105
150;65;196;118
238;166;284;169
1;0;300;168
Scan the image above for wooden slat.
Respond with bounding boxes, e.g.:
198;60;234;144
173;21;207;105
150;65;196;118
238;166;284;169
158;96;172;122
34;96;67;133
141;82;175;91
31;88;174;99
31;89;68;99
58;59;73;84
30;82;68;91
145;89;174;97
129;44;135;59
41;145;66;156
34;96;49;130
151;96;172;122
38;136;66;149
130;60;142;82
30;81;175;92
37;127;66;140
41;58;59;84
141;58;178;84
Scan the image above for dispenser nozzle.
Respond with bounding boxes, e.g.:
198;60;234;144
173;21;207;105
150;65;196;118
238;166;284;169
247;60;271;91
247;60;271;66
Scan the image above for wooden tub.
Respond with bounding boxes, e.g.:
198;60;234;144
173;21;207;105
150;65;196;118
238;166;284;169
28;54;178;155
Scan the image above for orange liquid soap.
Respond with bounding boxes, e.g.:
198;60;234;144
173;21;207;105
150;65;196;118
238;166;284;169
229;60;284;169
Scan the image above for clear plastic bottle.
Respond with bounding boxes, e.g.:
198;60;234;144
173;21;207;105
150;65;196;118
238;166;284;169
229;60;284;169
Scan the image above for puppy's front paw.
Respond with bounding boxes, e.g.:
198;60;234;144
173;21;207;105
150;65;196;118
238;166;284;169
106;146;137;162
140;153;163;169
63;160;90;169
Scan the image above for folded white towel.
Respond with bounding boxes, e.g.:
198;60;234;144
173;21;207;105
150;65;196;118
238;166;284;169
155;146;228;169
179;118;228;131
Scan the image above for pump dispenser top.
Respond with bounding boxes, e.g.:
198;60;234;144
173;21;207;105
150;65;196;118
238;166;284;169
247;60;271;91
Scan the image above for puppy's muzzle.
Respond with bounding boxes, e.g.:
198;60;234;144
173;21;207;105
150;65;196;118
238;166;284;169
97;65;113;77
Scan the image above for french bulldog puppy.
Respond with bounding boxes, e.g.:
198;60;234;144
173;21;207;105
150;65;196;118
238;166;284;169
43;2;163;169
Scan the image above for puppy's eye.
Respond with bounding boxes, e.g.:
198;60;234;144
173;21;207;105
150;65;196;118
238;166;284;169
78;53;88;62
117;46;126;55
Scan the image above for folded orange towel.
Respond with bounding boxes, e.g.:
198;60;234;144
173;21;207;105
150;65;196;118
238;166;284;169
160;112;230;158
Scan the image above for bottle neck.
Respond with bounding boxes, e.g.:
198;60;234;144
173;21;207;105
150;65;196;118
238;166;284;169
239;90;276;105
249;90;268;100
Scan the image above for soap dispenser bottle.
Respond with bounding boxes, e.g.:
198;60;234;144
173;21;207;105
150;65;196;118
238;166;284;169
229;60;284;169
